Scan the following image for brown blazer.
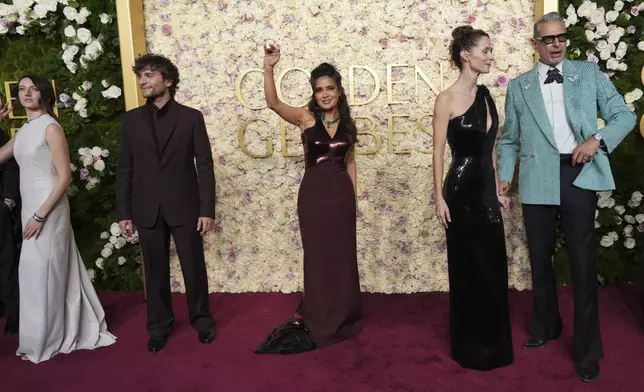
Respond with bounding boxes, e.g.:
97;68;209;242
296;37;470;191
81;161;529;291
116;100;215;228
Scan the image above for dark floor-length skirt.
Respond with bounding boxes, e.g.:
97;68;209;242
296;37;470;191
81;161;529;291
298;161;362;346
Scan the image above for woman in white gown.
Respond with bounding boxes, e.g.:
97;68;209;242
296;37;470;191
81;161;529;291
0;75;116;363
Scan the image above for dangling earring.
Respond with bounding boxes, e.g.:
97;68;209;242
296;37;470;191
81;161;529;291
466;60;473;79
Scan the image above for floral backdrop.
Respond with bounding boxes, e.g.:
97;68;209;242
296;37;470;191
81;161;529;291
144;0;537;293
1;1;641;293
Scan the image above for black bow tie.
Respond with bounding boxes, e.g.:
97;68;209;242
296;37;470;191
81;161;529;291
544;68;563;84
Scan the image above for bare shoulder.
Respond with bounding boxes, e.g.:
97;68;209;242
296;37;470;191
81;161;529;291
434;91;453;114
45;122;64;136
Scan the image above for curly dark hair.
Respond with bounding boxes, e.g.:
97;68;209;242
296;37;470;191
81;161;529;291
449;26;490;70
132;54;180;96
307;63;357;142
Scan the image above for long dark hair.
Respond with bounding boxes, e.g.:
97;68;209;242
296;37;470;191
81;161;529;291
307;63;357;142
15;75;57;118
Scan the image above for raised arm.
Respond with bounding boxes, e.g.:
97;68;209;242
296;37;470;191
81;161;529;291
432;92;451;228
263;44;312;130
592;63;636;152
496;80;520;195
23;123;72;240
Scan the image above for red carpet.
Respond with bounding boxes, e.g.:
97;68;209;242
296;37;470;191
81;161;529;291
1;286;643;391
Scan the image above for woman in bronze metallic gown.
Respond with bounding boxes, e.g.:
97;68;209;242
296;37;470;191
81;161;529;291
432;26;514;370
255;44;362;354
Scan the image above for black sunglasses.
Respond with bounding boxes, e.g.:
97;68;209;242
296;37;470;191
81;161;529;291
536;33;568;45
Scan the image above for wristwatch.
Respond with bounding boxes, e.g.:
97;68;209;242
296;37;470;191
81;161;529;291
592;133;608;152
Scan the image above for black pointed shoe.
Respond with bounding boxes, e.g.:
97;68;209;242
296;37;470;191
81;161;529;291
576;362;600;383
198;326;216;344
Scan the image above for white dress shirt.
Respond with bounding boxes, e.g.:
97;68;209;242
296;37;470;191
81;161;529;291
537;61;577;154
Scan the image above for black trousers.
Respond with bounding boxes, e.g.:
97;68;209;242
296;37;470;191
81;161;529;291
522;156;603;365
138;209;213;337
0;204;18;322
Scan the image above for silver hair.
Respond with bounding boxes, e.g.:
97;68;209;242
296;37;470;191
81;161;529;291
533;12;565;38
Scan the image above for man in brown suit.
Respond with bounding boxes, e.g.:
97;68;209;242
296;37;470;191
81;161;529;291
116;54;216;352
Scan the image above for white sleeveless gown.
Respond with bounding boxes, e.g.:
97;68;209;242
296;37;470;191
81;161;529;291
13;114;116;363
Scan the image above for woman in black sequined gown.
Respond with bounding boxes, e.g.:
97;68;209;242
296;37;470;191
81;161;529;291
432;26;513;370
255;44;362;354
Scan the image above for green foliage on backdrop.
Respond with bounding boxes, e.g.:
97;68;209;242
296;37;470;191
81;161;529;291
0;0;142;290
1;0;642;290
555;0;644;285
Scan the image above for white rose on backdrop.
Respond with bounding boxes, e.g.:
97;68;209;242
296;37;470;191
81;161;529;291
64;25;76;38
589;8;606;25
636;214;644;224
76;27;91;44
101;149;109;157
608;231;619;241
93;159;105;172
617;62;628;71
606;57;620;70
78;147;91;156
600;235;614;247
101;79;110;88
615;0;625;11
595;23;609;36
624;225;634;237
99;13;111;24
595;40;609;50
615;41;628;59
607;27;625;43
0;4;16;17
606;10;619;22
65;61;77;74
118;257;127;266
614;205;626;215
77;108;88;118
100;247;113;258
109;235;118;245
95;258;104;269
101;85;122;99
84;40;103;60
599;49;612;60
76;7;90;24
63;6;77;21
632;191;644;202
87;268;96;281
115;237;127;249
638;41;644;51
85;177;98;190
100;231;110;240
615;216;623;225
624;238;636;249
110;222;121;236
578;1;597;18
625;214;636;224
585;30;596;41
595;220;601;228
91;146;102;157
33;4;50;19
15;25;25;35
104;243;114;250
80;154;93;166
70;163;77;171
81;80;92;91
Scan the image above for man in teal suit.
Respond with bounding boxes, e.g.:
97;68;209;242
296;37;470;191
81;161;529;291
497;12;636;383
